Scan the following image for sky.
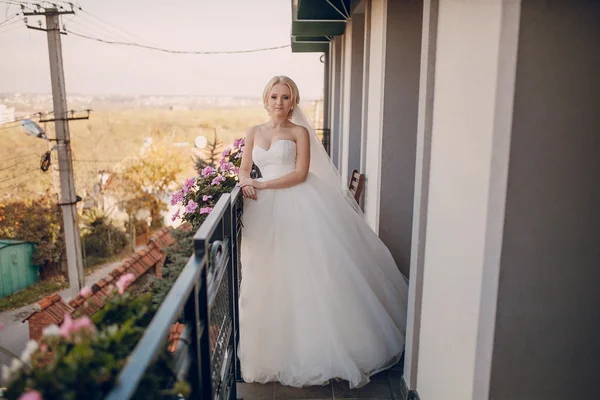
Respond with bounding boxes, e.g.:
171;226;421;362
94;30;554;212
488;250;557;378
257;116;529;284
0;0;325;98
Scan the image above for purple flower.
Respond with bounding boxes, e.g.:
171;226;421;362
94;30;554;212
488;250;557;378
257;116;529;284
185;200;198;214
240;145;245;153
221;162;234;172
234;152;242;159
240;138;246;147
183;177;195;193
233;139;241;148
222;149;231;158
18;390;42;400
201;166;215;177
202;195;213;202
233;167;240;175
211;175;226;186
171;208;180;222
171;190;184;206
200;207;213;215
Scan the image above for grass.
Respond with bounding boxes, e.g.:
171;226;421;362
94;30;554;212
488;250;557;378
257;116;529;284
0;276;68;313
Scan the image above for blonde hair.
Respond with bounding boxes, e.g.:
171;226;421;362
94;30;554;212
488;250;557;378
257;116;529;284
262;75;300;118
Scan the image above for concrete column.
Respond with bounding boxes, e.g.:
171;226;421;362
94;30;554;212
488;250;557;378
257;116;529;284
404;0;438;391
330;36;343;168
340;14;365;185
416;1;520;399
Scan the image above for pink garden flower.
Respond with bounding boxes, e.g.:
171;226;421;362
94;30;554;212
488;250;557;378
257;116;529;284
201;166;215;177
222;149;231;157
211;175;226;186
171;208;180;222
116;273;136;295
233;167;240;175
202;195;213;202
220;162;234;172
200;207;213;215
79;286;92;298
18;390;42;400
60;314;96;338
233;139;240;148
185;200;198;214
170;190;184;206
182;177;196;194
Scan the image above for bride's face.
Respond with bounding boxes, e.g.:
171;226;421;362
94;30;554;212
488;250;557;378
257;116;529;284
267;83;293;118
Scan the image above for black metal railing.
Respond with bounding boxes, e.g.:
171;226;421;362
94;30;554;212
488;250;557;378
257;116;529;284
105;187;243;400
315;128;331;155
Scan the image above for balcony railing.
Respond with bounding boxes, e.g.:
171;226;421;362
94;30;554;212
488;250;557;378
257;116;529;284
105;187;244;400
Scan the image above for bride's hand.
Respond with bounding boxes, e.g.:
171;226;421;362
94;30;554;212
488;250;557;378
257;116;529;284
240;179;266;190
242;185;257;200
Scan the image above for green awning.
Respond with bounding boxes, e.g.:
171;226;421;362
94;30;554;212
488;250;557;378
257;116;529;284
290;0;357;53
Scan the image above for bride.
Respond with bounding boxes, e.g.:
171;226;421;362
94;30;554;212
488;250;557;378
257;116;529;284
237;75;409;389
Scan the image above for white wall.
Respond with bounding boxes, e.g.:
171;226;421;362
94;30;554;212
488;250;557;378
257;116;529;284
341;20;353;184
416;1;519;399
362;0;387;231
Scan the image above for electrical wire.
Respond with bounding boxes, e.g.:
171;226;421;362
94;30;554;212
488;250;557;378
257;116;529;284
0;157;36;172
0;168;39;184
63;28;291;55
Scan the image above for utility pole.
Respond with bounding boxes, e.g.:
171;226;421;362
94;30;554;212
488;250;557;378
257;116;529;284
25;6;85;297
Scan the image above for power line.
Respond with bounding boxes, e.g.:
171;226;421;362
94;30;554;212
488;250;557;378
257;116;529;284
0;156;36;172
63;28;291;55
0;168;39;184
1;153;38;163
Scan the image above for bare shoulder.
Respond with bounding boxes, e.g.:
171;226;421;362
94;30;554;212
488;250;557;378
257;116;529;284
245;124;263;139
290;124;310;140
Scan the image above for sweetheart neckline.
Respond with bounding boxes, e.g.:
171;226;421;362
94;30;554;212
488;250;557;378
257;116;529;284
253;139;296;152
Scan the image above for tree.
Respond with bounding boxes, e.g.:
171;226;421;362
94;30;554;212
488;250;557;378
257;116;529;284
0;194;65;277
106;133;186;227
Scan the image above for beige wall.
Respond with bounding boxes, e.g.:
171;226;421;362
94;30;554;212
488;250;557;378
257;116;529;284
416;1;519;399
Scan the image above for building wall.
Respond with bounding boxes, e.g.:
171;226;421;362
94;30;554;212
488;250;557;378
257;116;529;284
340;15;365;186
416;1;519;399
378;0;422;278
330;36;344;169
362;0;388;231
489;2;600;399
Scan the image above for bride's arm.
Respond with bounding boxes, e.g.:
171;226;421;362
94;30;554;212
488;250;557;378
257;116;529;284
256;126;310;190
239;127;257;200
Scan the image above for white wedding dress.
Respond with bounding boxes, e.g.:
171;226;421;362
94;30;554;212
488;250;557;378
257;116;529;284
238;137;409;389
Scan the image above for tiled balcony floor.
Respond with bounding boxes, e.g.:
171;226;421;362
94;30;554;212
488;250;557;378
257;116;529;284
237;361;404;400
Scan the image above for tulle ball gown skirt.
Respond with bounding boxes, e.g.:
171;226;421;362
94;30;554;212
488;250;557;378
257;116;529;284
238;171;409;389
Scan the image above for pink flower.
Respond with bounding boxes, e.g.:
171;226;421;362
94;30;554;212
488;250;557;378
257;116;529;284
171;208;180;222
18;390;42;400
240;138;245;147
182;177;196;194
222;149;231;157
234;152;242;159
185;200;198;214
233;167;240;175
202;195;213;202
71;316;95;333
201;166;215;177
211;175;226;186
240;145;245;153
233;139;240;148
220;162;234;172
116;273;136;295
59;314;97;338
79;286;92;298
60;314;74;338
170;190;184;206
200;207;213;215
